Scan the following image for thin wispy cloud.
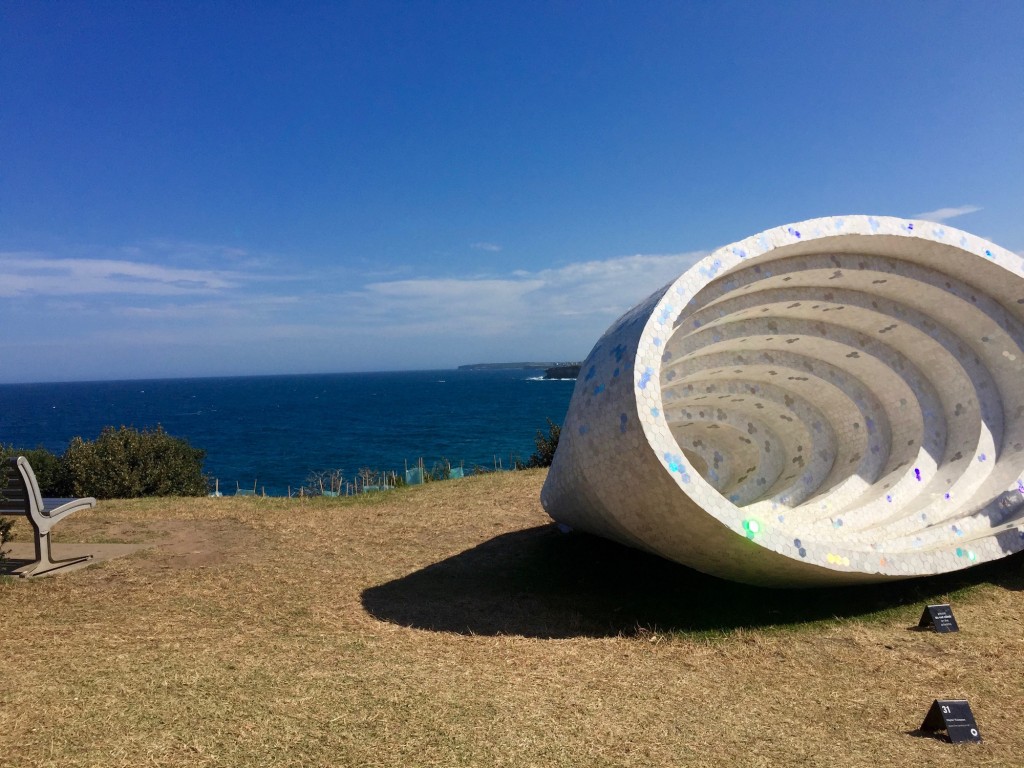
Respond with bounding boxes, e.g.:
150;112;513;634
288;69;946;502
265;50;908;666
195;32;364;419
340;277;548;336
913;205;982;223
120;240;250;263
0;253;238;297
330;251;709;338
115;294;303;321
0;238;323;299
0;241;709;380
470;242;502;252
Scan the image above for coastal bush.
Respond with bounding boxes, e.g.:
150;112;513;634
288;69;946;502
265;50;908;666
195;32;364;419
0;515;11;562
528;419;561;468
0;445;71;496
63;426;208;499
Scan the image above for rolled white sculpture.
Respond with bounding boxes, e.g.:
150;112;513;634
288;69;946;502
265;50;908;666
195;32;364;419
541;215;1024;586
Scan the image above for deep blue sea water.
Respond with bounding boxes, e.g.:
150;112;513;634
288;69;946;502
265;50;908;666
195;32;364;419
0;370;576;496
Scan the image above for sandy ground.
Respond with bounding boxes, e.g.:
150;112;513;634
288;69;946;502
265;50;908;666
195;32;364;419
0;518;251;577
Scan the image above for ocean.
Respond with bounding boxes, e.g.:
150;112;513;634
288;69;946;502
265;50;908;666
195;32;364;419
0;369;576;496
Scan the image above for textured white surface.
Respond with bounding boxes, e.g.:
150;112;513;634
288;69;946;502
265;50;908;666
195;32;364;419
541;216;1024;586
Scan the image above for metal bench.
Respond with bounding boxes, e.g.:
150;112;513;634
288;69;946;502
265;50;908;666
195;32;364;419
1;456;95;577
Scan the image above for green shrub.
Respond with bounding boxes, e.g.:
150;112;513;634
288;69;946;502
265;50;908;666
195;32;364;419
0;515;12;563
528;419;561;468
0;445;70;496
63;426;208;499
23;447;71;496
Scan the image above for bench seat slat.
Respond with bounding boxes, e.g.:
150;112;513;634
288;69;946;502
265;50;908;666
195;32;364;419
41;498;96;517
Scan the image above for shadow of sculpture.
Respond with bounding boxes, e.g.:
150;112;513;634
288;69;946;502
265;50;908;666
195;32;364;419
361;524;1024;639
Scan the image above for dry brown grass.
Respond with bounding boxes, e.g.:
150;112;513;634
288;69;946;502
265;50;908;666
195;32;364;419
2;468;1022;767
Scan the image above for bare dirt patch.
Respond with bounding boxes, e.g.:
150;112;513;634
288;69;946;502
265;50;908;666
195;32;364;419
2;515;261;572
143;518;263;569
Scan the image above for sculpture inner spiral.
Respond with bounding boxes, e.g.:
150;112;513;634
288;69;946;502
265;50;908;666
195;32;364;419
541;216;1024;586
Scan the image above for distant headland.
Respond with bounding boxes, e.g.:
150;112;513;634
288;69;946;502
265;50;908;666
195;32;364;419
459;361;581;379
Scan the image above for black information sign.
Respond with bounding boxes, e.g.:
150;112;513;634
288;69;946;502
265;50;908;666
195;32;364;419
918;603;959;633
920;699;982;743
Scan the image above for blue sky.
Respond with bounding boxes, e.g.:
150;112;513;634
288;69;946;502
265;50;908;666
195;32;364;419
2;1;1022;383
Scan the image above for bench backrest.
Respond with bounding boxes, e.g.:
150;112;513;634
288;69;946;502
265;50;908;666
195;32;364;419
0;456;43;517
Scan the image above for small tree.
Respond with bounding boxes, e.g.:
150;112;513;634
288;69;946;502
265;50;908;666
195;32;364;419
303;468;346;496
427;460;450;482
528;419;562;468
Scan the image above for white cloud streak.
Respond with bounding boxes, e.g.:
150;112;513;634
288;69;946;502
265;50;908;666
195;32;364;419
282;251;711;358
0;242;709;380
913;205;982;223
0;253;238;297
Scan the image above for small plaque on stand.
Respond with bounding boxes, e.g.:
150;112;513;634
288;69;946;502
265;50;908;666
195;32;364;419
918;603;959;632
920;699;981;743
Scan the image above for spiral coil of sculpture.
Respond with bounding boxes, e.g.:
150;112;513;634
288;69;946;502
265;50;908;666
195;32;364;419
541;215;1024;586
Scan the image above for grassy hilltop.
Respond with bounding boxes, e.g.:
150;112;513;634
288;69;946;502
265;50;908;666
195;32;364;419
2;469;1022;767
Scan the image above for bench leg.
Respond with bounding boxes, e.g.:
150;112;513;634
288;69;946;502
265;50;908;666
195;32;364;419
18;529;93;578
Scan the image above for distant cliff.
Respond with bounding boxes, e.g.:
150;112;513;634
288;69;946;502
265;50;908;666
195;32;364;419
543;364;581;380
458;362;562;371
458;361;582;378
